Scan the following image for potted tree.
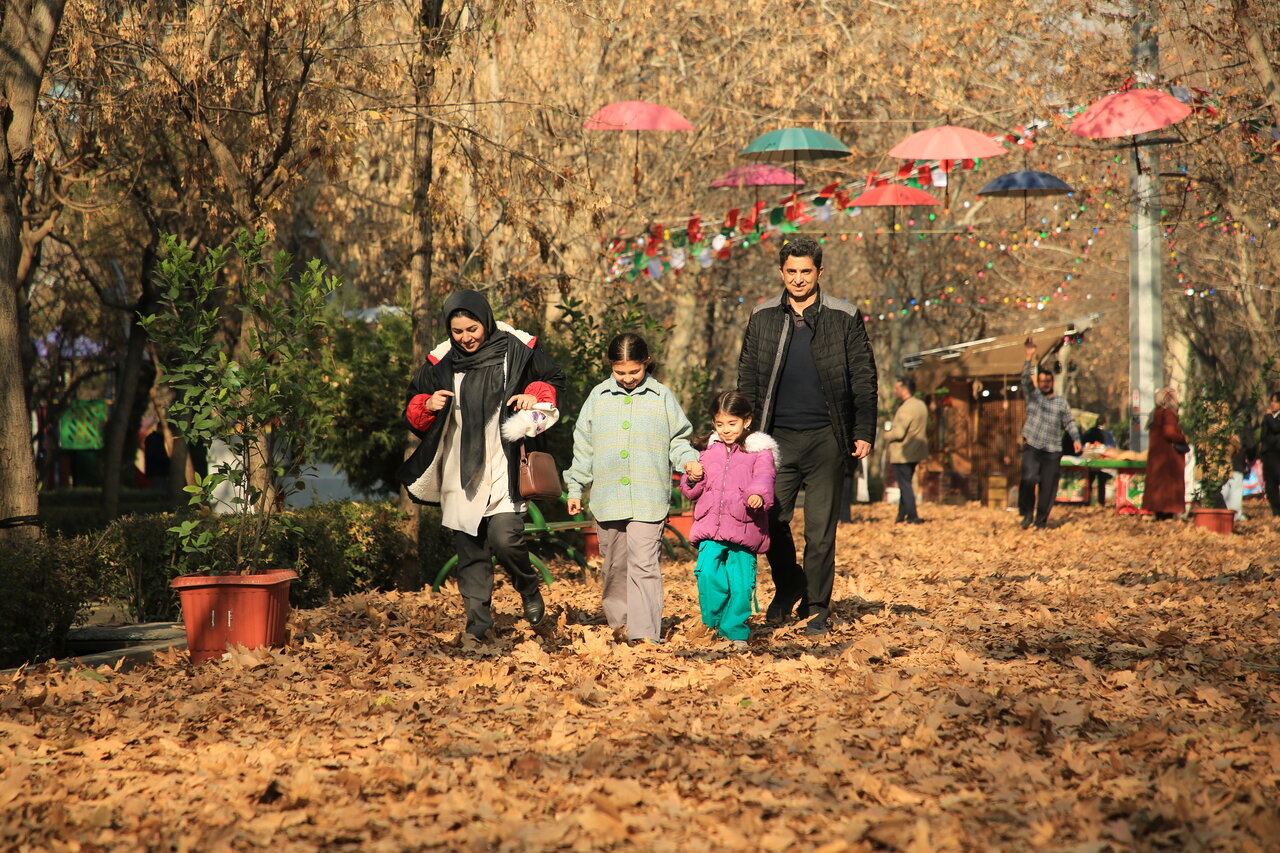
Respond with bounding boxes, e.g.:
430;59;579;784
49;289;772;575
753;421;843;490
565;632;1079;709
141;231;339;663
1181;381;1241;535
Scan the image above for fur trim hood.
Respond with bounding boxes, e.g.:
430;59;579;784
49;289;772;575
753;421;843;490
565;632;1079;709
707;430;781;468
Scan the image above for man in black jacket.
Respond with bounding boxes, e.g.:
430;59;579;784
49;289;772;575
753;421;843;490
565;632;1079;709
737;236;878;635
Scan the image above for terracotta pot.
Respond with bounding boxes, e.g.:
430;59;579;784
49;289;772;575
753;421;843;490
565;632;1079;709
170;571;297;664
581;527;600;560
664;511;695;547
1190;507;1234;536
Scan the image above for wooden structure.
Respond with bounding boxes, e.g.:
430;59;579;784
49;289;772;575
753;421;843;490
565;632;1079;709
903;317;1097;505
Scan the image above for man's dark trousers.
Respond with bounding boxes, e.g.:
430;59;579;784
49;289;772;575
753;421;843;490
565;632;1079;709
1264;454;1280;516
766;426;844;623
1019;446;1062;525
892;461;919;522
453;512;540;637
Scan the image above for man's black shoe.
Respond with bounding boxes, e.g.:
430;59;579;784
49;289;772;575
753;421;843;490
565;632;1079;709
1034;521;1048;530
764;592;801;625
906;517;925;525
1020;516;1033;529
522;589;545;626
803;617;830;636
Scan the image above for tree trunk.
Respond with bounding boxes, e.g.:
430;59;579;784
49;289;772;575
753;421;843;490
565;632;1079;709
0;0;68;541
101;240;159;518
398;0;449;589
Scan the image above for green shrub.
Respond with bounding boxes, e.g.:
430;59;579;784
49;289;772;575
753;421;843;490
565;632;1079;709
0;536;104;668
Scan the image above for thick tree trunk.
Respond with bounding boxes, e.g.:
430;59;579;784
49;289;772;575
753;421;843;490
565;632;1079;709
398;0;449;589
0;0;68;541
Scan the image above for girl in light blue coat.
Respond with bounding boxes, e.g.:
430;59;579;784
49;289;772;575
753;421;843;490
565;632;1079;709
565;333;701;644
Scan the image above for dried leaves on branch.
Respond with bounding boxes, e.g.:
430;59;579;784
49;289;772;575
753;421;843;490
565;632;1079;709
4;504;1280;850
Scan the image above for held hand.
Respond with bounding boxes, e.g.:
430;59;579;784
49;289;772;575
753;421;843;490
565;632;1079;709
747;494;764;509
685;461;704;482
1024;339;1037;361
507;393;537;411
851;440;872;460
567;498;582;516
425;389;454;412
1073;441;1083;454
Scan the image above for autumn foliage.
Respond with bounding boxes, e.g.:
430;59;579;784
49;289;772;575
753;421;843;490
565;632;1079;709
4;504;1279;850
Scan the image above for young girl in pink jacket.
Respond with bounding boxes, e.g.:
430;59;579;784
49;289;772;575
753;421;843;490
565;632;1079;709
680;391;779;648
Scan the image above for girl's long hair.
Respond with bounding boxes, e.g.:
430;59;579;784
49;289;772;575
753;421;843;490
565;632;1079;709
693;390;756;450
607;332;651;366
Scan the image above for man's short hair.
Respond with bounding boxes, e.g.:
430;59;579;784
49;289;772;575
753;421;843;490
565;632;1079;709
1037;368;1054;379
779;236;822;270
897;375;916;394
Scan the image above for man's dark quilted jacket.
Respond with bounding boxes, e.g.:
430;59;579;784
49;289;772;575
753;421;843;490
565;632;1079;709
736;290;879;456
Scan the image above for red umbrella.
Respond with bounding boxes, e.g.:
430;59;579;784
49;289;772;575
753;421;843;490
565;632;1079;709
851;183;941;249
584;100;694;189
888;125;1006;160
1069;88;1191;138
850;184;942;206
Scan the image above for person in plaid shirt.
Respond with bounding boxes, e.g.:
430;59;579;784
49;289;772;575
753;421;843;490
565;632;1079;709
1018;340;1081;529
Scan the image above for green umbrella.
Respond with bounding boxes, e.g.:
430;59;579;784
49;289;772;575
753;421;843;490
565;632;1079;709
740;127;850;187
740;127;850;161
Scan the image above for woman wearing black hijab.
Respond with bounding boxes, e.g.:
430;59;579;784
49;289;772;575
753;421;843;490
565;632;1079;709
399;291;566;639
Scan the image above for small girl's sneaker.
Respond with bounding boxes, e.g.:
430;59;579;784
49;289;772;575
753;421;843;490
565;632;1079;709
731;640;748;650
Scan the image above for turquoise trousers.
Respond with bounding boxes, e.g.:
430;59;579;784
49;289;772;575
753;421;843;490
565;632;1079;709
694;540;758;641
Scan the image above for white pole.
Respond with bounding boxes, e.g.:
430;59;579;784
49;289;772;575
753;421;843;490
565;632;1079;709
1128;0;1163;452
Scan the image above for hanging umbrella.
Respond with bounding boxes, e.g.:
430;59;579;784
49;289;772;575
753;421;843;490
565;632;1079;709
711;163;803;225
888;125;1006;160
1069;88;1191;139
850;183;940;248
850;184;942;207
740;127;851;162
978;169;1073;228
740;126;850;187
584;100;695;188
887;124;1005;210
709;163;803;189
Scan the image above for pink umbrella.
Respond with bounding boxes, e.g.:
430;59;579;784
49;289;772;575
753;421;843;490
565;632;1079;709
888;125;1004;210
585;100;694;189
709;163;802;189
888;125;1006;160
1069;88;1191;139
583;100;694;131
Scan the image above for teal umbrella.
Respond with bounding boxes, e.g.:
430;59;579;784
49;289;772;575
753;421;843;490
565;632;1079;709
740;127;850;182
741;127;851;162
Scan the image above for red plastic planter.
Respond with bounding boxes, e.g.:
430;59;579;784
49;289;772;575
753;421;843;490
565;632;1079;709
1190;507;1234;536
170;571;297;664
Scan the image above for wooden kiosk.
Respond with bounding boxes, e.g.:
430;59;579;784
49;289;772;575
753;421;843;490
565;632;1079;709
902;316;1097;507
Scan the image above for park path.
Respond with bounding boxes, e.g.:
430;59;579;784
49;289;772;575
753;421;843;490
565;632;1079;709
3;504;1279;851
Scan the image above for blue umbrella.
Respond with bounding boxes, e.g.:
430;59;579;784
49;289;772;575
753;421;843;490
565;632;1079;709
977;169;1073;197
977;169;1073;226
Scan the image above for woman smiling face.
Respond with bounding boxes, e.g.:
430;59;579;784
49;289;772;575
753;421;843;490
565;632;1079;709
449;314;487;353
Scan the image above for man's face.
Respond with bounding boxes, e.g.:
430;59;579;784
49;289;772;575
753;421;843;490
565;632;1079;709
779;255;822;303
894;381;908;400
1037;371;1055;395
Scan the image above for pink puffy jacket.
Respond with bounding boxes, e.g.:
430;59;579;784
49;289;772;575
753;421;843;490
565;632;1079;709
679;432;780;553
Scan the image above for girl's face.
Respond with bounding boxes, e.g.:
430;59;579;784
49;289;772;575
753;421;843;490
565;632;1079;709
1270;396;1280;414
611;360;647;391
714;411;751;446
450;316;487;353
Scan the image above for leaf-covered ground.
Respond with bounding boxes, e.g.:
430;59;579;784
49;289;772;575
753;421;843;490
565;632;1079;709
4;504;1280;851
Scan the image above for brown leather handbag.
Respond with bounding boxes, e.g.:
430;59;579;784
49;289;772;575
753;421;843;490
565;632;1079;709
518;445;562;500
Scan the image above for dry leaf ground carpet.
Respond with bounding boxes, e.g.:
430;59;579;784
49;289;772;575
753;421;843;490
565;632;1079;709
4;504;1280;851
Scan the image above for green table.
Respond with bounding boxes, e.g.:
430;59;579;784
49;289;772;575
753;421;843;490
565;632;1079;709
1058;458;1146;506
